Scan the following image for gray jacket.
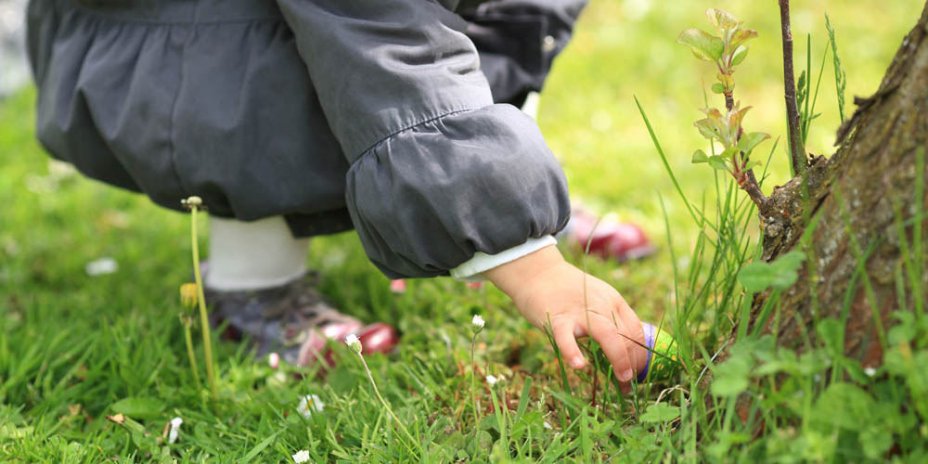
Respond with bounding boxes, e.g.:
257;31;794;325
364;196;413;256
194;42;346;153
26;0;585;278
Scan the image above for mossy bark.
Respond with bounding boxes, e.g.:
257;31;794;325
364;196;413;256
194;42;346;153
744;2;928;365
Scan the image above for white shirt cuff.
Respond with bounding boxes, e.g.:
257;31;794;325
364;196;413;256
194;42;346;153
450;235;557;281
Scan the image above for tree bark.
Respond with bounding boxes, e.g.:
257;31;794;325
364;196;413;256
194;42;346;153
745;2;928;365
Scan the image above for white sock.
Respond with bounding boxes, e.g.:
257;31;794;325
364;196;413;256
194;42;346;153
205;216;310;291
521;91;541;120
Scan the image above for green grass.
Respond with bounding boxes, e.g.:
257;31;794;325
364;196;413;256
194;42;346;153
1;1;926;461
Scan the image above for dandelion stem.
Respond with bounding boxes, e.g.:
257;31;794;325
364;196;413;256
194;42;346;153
189;205;218;400
181;317;202;392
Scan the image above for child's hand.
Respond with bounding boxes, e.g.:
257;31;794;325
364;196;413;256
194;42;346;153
484;245;648;385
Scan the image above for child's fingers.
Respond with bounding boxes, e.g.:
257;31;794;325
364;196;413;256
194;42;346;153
552;321;586;369
613;298;647;375
589;319;635;384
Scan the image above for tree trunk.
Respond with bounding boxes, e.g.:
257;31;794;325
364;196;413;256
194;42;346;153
745;2;928;365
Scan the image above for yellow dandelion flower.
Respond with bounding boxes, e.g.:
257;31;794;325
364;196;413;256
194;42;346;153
179;283;199;309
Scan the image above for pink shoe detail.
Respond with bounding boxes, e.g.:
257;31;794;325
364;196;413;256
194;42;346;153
569;209;655;261
390;279;407;293
296;320;363;367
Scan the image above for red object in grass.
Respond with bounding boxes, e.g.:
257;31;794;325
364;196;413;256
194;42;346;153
568;209;656;261
302;322;399;368
357;322;399;354
466;281;484;290
297;322;400;367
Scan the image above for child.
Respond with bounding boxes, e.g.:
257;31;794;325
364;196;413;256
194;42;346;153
25;0;650;384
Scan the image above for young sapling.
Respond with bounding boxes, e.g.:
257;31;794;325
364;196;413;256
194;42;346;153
679;9;771;213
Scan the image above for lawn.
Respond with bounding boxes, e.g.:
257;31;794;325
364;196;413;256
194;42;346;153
0;0;924;462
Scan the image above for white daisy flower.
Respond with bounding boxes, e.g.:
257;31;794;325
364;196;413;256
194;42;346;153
543;421;553;430
292;449;311;463
472;314;485;330
864;367;877;377
167;417;183;444
486;374;502;386
345;333;362;353
297;394;325;418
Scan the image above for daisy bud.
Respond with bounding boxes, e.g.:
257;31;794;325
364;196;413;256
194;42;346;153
485;374;500;386
471;314;485;332
181;196;203;209
345;333;362;354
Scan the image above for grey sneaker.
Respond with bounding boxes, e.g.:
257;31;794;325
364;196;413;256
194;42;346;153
205;273;364;366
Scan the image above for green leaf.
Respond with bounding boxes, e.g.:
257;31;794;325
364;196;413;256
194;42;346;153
815;318;844;356
242;431;282;462
737;132;770;155
719;146;738;160
707;155;728;171
812;383;875;431
639;403;680;423
888;312;917;345
860;427;894;460
677;29;724;62
737;251;806;293
728;105;752;134
691;149;709;163
717;72;734;91
711;82;726;94
796;71;808;105
744;159;761;170
711;349;753;397
694;118;719;140
730;45;749;66
730;29;758;48
705;9;740;31
110;397;165;420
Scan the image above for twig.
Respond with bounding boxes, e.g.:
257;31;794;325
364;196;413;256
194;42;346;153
778;0;808;175
726;70;769;215
738;170;769;214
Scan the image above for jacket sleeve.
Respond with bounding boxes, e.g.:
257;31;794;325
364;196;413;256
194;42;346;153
275;0;570;278
461;0;589;105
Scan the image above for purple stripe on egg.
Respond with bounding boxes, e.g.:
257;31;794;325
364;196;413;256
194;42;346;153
637;323;656;382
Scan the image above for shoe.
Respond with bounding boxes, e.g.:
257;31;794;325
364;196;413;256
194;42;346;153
204;272;399;367
567;208;656;262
